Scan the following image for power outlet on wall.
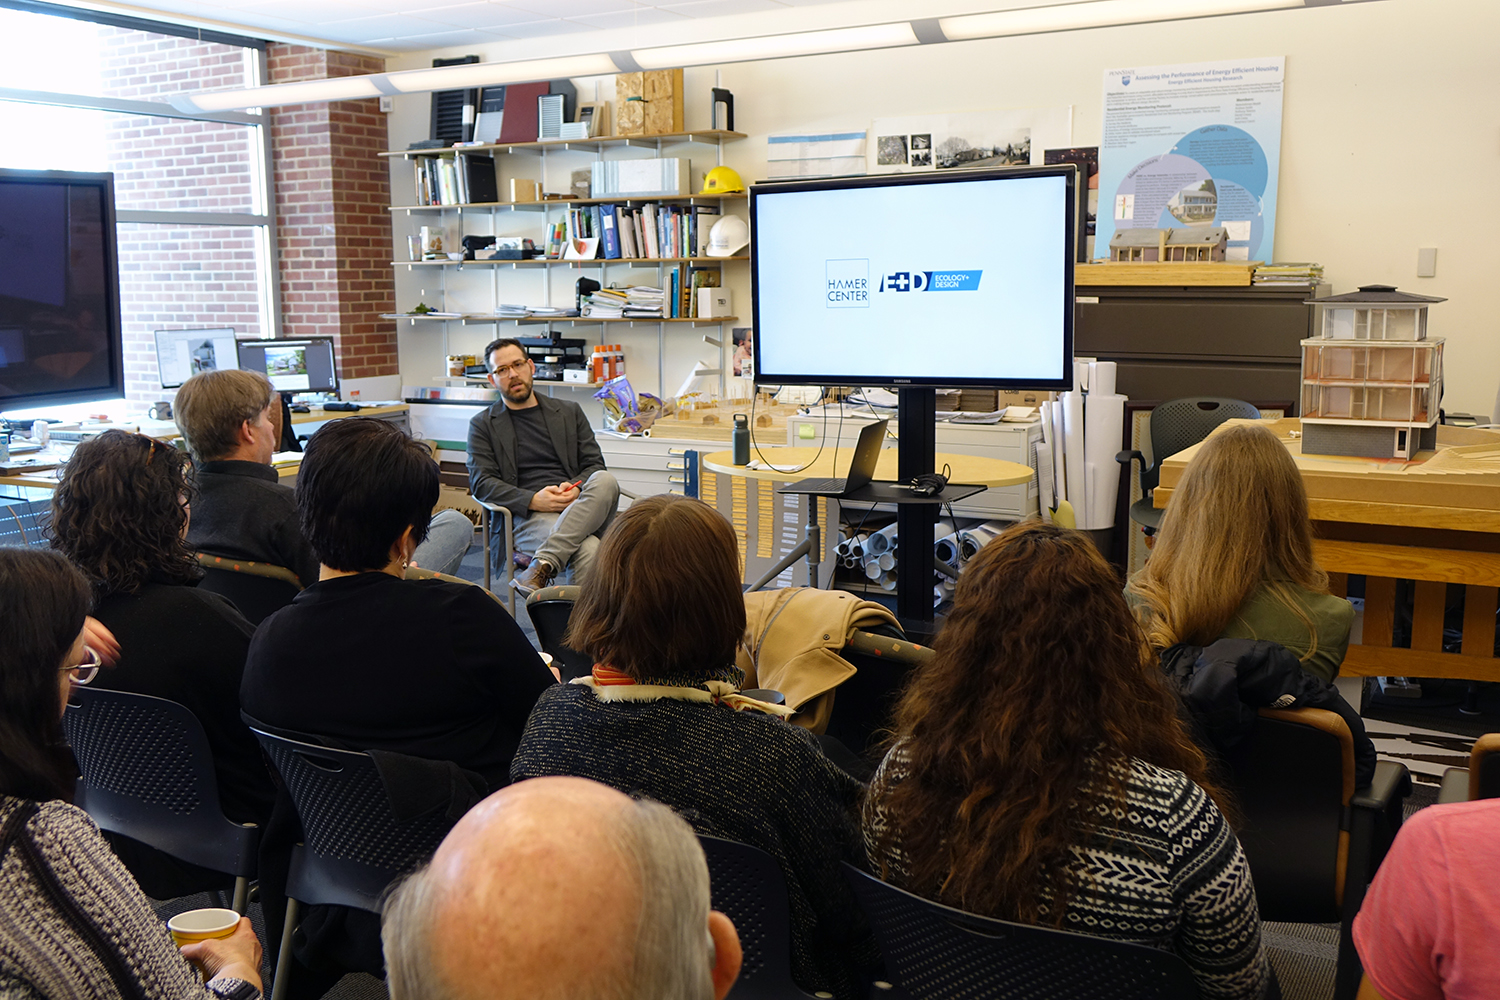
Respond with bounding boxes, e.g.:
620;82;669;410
379;96;393;113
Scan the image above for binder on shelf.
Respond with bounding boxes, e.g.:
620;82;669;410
600;204;621;259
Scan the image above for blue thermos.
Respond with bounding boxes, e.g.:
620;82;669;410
732;413;749;466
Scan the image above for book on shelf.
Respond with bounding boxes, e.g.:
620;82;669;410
689;266;721;317
617;206;639;259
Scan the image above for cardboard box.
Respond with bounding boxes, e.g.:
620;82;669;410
999;389;1057;407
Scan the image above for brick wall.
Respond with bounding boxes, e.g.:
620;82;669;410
99;28;266;400
269;45;396;382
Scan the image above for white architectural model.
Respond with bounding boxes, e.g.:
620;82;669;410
1300;284;1445;459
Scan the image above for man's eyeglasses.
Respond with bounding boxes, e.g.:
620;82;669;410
63;646;102;686
491;360;531;378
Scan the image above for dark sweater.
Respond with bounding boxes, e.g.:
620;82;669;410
187;460;319;587
242;572;554;788
243;572;554;988
510;678;878;1000
91;582;273;826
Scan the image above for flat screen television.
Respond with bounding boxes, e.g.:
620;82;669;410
0;168;124;409
237;337;338;394
750;165;1076;390
155;327;238;389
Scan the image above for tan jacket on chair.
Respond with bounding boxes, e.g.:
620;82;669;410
737;588;901;733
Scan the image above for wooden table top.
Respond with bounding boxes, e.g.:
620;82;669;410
1155;418;1500;533
701;447;1033;487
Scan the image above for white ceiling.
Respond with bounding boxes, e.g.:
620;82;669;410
74;0;857;53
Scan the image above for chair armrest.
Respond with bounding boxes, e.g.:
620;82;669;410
619;486;639;501
1115;449;1144;467
1438;767;1471;804
1351;760;1411;812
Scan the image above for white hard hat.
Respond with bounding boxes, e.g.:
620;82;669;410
706;215;749;258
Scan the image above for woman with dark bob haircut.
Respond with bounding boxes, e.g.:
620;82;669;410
49;429;273;894
242;417;554;985
864;520;1277;1000
0;549;264;998
510;494;878;1000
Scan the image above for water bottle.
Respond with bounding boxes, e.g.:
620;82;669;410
732;413;749;466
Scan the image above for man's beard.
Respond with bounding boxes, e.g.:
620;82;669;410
501;379;533;404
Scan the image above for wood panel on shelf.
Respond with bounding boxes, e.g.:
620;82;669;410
379;130;747;158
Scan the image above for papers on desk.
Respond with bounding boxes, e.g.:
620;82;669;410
271;452;302;467
745;460;803;473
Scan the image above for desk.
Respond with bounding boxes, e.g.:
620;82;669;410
703;447;1032;610
1156;418;1500;684
133;403;411;442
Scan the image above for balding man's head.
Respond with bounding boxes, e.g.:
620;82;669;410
382;777;741;1000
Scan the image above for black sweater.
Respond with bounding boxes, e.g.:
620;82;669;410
92;582;273;825
242;572;554;788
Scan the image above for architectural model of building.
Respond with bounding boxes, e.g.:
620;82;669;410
1299;284;1446;459
1108;227;1228;262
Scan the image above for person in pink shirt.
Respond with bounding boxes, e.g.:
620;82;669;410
1353;798;1500;1000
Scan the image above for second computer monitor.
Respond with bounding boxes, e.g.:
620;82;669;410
155;327;238;389
237;337;338;394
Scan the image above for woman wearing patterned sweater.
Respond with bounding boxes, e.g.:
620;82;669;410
0;548;264;1000
864;521;1278;1000
510;495;878;1000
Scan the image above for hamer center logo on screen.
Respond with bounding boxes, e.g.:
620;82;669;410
826;259;870;308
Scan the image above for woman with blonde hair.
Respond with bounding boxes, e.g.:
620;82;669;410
864;520;1276;1000
1126;421;1353;682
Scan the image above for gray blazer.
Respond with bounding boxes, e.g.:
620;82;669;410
466;395;607;517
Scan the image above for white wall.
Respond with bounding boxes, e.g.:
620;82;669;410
383;0;1500;415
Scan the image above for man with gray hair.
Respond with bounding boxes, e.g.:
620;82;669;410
382;776;741;1000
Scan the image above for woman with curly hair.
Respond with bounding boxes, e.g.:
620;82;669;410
864;521;1277;1000
1125;421;1352;682
49;430;273;896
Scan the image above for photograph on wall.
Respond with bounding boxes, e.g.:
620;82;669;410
1095;57;1285;262
868;107;1071;175
875;134;908;166
731;327;754;379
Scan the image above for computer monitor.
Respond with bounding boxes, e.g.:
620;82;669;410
750;165;1076;390
154;327;238;389
237;337;339;394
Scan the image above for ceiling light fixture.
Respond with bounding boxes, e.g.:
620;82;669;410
169;0;1340;114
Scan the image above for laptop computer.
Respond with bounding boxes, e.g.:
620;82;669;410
777;418;888;497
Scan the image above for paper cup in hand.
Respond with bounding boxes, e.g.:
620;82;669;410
168;908;240;947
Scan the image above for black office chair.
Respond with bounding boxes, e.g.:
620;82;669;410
251;730;458;1000
1115;397;1261;534
843;865;1199;1000
0;498;51;549
63;688;260;912
1223;707;1411;1000
699;835;822;1000
195;552;302;625
525;584;592;681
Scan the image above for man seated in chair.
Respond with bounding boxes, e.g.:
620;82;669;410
383;776;741;1000
175;368;473;583
466;338;620;596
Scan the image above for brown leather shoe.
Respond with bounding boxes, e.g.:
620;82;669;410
510;557;556;597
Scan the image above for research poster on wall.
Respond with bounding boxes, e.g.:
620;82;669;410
1096;57;1284;262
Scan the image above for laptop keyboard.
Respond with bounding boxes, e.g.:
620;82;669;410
793;478;847;493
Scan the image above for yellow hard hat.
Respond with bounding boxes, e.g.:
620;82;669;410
700;166;745;195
